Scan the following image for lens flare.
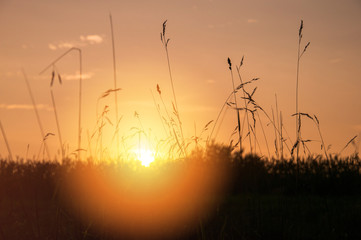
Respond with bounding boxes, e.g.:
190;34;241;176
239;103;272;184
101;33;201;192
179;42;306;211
61;155;231;238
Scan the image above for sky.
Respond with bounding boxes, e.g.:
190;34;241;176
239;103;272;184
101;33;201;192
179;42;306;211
0;0;360;160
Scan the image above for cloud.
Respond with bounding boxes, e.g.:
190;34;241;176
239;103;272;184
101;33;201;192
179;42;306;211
48;44;57;50
62;72;94;81
80;35;103;44
0;104;52;111
57;42;75;49
247;19;259;23
48;34;104;50
48;41;75;50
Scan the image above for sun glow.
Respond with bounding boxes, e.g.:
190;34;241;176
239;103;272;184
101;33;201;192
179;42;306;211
63;146;231;238
135;149;155;167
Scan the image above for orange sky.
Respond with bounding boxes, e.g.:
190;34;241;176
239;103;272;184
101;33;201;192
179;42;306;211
0;0;360;160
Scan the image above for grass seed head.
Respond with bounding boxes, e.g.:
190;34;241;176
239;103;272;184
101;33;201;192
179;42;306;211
156;84;161;95
299;20;303;38
227;57;232;70
50;70;55;87
58;73;62;84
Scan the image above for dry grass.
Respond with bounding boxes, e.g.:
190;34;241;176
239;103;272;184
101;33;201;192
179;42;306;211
3;18;356;167
109;13;120;159
39;47;83;160
23;69;51;161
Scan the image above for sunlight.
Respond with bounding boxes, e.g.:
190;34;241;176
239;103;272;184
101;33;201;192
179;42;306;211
135;148;155;167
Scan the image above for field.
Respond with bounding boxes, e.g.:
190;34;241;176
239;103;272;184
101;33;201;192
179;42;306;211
1;149;361;239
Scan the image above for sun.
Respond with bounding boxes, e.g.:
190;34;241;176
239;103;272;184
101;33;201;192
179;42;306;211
136;149;155;167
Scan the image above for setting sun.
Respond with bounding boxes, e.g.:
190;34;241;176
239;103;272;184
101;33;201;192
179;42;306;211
134;148;155;167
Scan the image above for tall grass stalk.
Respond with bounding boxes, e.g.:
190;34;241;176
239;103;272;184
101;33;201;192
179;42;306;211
207;92;233;145
339;135;358;155
95;105;111;160
236;62;252;153
275;94;280;154
150;88;168;136
246;95;292;156
251;126;263;156
161;20;186;157
0;120;13;161
295;20;311;161
271;107;279;158
215;106;229;142
155;84;186;156
86;130;93;160
280;111;284;159
23;69;51;160
50;90;64;161
295;20;302;161
39;47;83;160
227;58;242;153
109;13;120;159
313;115;329;161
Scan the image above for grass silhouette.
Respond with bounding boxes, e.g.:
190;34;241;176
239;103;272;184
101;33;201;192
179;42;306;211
0;149;360;239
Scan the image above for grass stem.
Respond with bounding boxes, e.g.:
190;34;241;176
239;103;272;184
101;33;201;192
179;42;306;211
23;69;51;161
109;13;120;159
0;120;13;161
39;47;82;160
228;58;242;153
50;90;64;161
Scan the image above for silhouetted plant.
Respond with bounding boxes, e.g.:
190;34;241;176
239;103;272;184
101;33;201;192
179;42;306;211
40;47;83;160
160;20;187;157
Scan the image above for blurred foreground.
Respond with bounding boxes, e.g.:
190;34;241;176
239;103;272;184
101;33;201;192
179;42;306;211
0;145;360;239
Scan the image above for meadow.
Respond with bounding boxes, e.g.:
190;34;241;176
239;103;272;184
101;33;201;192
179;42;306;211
0;20;361;239
1;150;361;239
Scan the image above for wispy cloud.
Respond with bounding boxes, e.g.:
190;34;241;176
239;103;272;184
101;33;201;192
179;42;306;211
247;19;259;23
48;34;104;50
48;42;75;50
0;104;52;111
37;71;94;83
48;44;58;50
80;35;103;44
62;72;94;81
